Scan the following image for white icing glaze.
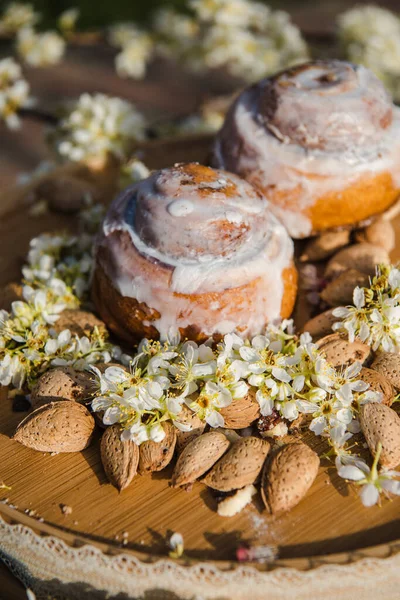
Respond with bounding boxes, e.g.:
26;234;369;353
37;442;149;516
213;60;400;238
96;163;294;339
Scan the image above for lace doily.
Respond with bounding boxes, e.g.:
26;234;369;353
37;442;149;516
1;514;400;600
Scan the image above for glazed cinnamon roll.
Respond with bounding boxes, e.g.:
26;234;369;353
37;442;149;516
92;163;297;344
213;60;400;238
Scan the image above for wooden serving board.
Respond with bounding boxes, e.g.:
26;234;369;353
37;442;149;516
0;136;399;579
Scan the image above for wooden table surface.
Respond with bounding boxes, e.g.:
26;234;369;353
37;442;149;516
2;2;400;597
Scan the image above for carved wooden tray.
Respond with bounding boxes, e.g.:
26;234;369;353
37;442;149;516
0;137;399;599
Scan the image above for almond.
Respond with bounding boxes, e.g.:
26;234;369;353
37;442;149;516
0;282;22;311
31;367;95;409
303;309;338;341
261;442;319;515
219;388;260;429
174;405;205;454
203;436;270;492
13;401;95;452
325;243;390;280
360;403;400;469
100;424;139;491
171;431;230;487
320;269;369;307
316;333;371;368
300;230;350;262
52;309;106;337
359;368;394;406
138;421;176;474
355;220;395;253
371;353;400;391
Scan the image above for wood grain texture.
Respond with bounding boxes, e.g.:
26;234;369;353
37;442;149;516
0;137;399;572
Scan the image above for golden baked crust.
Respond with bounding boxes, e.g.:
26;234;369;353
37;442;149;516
213;60;400;238
264;170;399;234
92;260;298;345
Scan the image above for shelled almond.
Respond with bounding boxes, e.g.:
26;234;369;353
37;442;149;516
355;220;395;253
371;353;400;390
300;230;350;262
316;333;371;368
31;367;95;409
219;388;260;429
325;243;390;279
174;405;206;454
320;269;369;307
303;309;338;341
360;403;400;469
172;431;230;488
100;424;139;491
203;436;270;492
358;368;394;406
261;442;319;515
138;422;177;474
13;401;95;453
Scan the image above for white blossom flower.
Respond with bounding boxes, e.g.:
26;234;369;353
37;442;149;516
338;5;400;102
0;56;31;129
108;22;143;48
337;443;400;507
119;158;150;189
333;264;400;352
17;27;65;67
51;93;146;163
58;8;79;34
115;33;153;79
0;2;38;35
186;380;231;427
169;341;216;397
152;7;198;58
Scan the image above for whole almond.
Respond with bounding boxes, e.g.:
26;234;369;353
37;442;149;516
203;436;270;492
355;220;395;253
325;243;389;280
316;333;371;368
320;269;369;307
174;404;205;454
13;401;95;452
220;388;260;429
100;424;139;490
261;442;319;515
171;431;230;487
360;403;400;469
138;421;176;474
300;230;350;262
31;367;95;409
371;353;400;391
52;309;106;337
303;309;338;341
359;368;394;406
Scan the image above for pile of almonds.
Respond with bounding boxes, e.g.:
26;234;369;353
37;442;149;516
11;326;400;518
301;204;399;340
6;201;400;520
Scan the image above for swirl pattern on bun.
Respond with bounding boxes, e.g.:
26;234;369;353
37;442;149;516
92;163;297;343
213;60;400;238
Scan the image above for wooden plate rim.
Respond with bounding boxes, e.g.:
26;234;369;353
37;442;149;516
1;502;399;573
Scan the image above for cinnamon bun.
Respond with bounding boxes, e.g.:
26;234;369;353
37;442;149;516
213;60;400;238
92;163;297;344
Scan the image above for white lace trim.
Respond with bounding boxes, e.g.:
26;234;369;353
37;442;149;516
0;514;400;600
